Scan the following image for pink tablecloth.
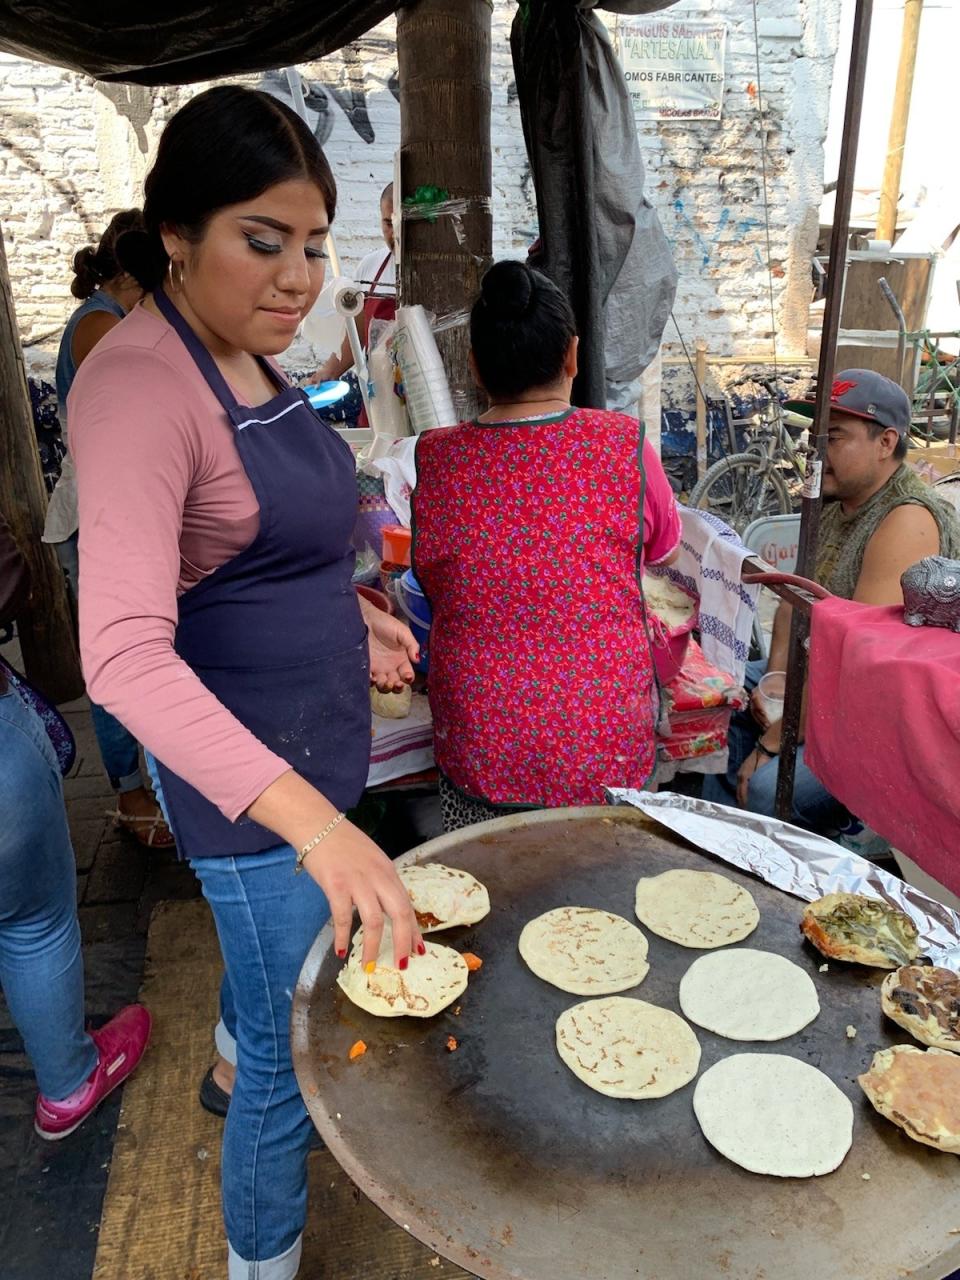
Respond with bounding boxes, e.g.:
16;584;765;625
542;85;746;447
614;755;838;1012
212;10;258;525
806;597;960;896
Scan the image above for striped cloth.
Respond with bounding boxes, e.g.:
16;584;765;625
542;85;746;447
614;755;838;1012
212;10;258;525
648;506;759;686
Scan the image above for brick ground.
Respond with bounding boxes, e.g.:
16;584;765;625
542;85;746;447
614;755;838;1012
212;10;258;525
0;672;442;1280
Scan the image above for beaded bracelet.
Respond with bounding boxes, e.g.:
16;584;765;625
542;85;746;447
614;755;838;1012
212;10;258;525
294;812;345;873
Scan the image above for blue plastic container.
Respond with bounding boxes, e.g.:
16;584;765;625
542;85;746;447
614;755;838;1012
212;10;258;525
302;379;350;411
395;570;431;674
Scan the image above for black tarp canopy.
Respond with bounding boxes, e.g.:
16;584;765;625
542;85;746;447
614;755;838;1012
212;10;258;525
0;0;679;407
0;1;675;83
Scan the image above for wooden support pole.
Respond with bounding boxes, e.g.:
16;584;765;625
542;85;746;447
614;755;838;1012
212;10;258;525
0;225;83;703
695;339;708;482
397;0;493;418
876;0;923;244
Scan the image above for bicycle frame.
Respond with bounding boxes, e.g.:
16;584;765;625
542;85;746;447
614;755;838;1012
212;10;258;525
740;391;807;487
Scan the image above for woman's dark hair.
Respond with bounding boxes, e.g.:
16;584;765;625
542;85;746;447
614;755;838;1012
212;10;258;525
70;209;144;299
116;85;337;291
470;261;576;399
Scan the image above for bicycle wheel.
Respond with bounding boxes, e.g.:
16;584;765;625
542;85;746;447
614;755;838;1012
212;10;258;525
688;453;792;534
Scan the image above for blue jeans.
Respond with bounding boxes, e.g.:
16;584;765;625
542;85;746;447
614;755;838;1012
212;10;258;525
56;533;142;792
702;659;849;832
145;754;238;1067
89;702;143;792
146;754;238;1068
0;683;98;1099
190;845;330;1278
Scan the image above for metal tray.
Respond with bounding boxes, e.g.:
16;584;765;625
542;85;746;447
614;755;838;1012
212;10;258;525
293;807;960;1280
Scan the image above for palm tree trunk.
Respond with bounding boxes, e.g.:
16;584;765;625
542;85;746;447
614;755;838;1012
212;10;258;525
0;224;83;703
397;0;492;417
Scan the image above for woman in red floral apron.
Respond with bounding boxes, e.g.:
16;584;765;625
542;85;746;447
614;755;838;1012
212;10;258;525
412;261;681;832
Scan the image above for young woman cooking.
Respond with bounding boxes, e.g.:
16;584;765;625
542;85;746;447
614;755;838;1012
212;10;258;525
70;85;423;1279
412;260;682;833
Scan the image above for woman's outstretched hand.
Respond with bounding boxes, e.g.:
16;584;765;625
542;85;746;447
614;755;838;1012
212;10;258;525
303;820;423;969
246;771;422;968
363;603;419;691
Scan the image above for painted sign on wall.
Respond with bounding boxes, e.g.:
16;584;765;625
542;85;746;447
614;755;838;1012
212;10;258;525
615;19;727;122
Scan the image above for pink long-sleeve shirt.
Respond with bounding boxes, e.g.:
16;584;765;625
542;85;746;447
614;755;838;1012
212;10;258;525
70;303;291;821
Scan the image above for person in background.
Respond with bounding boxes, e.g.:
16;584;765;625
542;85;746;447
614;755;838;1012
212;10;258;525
313;181;395;385
704;369;960;830
71;86;421;1280
43;211;174;849
0;509;151;1140
412;260;682;833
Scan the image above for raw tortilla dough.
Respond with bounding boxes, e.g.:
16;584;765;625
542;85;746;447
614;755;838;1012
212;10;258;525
693;1053;854;1177
634;869;759;949
519;906;650;995
398;863;490;933
641;573;697;629
555;997;701;1099
337;925;467;1018
370;684;412;719
679;948;820;1041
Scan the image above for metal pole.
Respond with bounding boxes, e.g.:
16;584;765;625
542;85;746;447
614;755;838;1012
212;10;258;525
876;0;923;244
695;340;708;481
877;276;907;387
775;0;874;822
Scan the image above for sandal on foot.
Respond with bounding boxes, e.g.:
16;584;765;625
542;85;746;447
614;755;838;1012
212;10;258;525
199;1067;231;1118
198;1067;325;1148
110;809;176;849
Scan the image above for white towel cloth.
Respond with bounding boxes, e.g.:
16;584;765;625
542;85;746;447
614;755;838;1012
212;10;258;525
649;506;759;686
366;692;435;787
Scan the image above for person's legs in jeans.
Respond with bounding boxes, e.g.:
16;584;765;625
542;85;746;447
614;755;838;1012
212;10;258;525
701;658;846;832
191;845;330;1279
54;533;80;603
701;659;766;807
57;536;173;842
89;701;144;793
55;534;143;792
0;684;98;1098
741;744;849;831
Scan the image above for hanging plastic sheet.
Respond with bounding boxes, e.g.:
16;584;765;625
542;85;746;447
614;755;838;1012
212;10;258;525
511;0;680;409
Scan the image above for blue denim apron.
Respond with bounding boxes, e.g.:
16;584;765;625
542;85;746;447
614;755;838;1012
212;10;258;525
152;286;371;858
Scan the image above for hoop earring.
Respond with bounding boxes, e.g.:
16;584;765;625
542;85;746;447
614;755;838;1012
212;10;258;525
167;258;184;292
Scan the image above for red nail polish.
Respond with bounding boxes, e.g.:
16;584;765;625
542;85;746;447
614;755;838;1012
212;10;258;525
417;942;426;956
399;955;409;970
336;948;346;960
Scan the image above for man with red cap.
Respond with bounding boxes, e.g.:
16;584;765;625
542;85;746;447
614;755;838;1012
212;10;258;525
705;368;960;830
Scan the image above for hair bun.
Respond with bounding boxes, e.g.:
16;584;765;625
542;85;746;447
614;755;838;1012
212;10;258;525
481;260;535;320
115;228;167;291
70;245;100;299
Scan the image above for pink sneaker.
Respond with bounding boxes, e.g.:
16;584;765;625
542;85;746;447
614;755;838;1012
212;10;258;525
34;1004;152;1141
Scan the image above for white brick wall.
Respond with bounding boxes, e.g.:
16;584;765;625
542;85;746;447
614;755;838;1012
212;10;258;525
1;0;840;383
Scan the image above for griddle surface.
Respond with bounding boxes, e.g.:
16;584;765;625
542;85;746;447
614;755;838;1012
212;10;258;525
293;807;960;1280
